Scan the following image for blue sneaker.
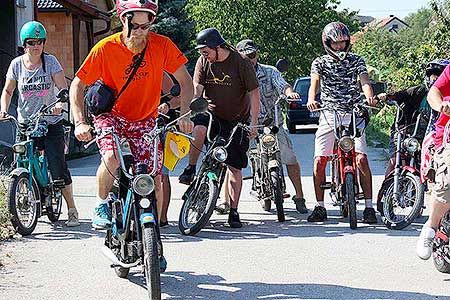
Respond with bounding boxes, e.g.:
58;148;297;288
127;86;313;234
92;203;112;230
160;255;167;273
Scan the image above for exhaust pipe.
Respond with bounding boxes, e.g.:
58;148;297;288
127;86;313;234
101;246;140;268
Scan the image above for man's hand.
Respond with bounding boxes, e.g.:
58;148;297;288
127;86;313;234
248;124;258;139
366;96;378;106
286;91;300;99
376;93;387;102
74;123;92;142
0;111;9;120
178;117;194;133
441;101;450;116
51;102;63;115
158;103;170;115
307;100;320;111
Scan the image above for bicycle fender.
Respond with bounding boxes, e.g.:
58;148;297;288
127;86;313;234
402;166;420;176
207;171;218;181
9;167;29;177
140;213;156;225
343;165;355;174
268;160;279;170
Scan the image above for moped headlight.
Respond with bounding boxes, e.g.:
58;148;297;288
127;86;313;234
132;174;154;196
403;137;420;153
212;146;228;162
12;143;26;154
338;136;354;152
262;134;276;148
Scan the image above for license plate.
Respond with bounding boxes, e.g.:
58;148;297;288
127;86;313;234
309;111;319;118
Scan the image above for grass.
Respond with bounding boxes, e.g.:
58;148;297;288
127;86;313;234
0;178;14;241
366;107;395;147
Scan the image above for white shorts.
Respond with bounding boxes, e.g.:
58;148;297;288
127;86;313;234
314;111;367;158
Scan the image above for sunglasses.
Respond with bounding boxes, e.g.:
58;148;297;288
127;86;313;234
246;52;257;59
26;40;44;46
130;21;152;31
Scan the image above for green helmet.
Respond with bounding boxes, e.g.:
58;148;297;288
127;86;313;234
20;21;47;45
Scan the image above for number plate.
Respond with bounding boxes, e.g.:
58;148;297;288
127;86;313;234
309;111;319;118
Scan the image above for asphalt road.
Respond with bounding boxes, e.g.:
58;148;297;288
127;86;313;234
1;127;449;300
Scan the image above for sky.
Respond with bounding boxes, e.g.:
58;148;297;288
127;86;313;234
337;0;431;19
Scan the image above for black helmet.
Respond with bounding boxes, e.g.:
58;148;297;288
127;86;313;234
425;58;449;89
195;28;226;49
322;22;351;60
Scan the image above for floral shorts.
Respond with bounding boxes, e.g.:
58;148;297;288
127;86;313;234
93;113;162;174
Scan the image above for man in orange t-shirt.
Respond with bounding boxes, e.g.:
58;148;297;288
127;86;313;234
69;0;193;231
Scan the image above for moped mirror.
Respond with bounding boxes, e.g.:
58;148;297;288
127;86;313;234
275;58;289;73
170;84;181;97
271;125;279;134
189;97;208;114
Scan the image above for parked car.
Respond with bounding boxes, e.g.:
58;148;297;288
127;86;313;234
286;76;320;133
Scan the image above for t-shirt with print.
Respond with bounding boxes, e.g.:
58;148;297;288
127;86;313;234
431;65;450;150
310;53;368;108
76;32;188;122
193;50;259;122
6;54;63;124
256;63;290;126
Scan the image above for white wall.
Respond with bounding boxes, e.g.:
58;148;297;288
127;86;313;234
16;0;34;46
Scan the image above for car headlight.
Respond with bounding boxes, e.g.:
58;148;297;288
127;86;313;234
12;142;26;154
212;146;228;162
338;136;354;152
403;137;420;153
261;134;276;148
132;174;154;196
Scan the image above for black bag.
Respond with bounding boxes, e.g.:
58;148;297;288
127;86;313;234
85;47;146;116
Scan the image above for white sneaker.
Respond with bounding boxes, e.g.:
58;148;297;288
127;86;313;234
66;208;80;227
416;226;435;260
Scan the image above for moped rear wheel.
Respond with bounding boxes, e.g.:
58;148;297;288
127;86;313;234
7;173;39;236
380;172;424;230
345;173;357;230
179;175;218;236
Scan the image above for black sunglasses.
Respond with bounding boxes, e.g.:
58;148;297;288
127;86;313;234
246;52;257;59
26;40;44;46
130;21;152;31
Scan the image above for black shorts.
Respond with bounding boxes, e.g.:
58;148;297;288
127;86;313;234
192;113;249;170
26;121;73;185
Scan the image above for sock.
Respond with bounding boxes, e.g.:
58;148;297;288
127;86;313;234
365;199;373;208
96;196;108;207
317;201;325;207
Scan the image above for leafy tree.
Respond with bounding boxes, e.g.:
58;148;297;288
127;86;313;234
186;0;356;81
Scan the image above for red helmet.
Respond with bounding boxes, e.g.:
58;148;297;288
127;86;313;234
116;0;158;19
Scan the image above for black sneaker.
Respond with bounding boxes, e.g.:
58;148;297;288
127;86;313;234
307;206;327;222
293;197;308;214
179;165;195;185
228;208;242;228
362;207;378;224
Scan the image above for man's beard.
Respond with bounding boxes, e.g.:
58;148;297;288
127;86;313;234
124;33;148;54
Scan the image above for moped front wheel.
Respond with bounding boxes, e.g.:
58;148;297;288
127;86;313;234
7;173;40;236
179;175;218;236
380;172;424;230
143;225;161;300
271;169;285;222
344;172;357;230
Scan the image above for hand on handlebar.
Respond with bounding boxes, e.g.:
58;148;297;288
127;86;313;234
158;102;170;115
286;91;300;100
177;117;194;134
248;124;258;139
50;102;64;115
365;96;378;106
0;111;10;120
441;101;450;117
74;123;93;142
307;100;321;111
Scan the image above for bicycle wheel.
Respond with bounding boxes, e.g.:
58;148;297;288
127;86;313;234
142;225;161;300
178;174;218;236
46;185;62;222
7;173;40;236
381;172;424;230
345;172;357;230
271;169;285;222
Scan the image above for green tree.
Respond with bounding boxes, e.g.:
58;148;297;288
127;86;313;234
186;0;356;81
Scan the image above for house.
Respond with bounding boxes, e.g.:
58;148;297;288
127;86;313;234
353;15;375;27
366;15;409;33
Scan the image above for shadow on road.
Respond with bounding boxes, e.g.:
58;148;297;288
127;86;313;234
21;220;106;241
160;208;426;243
125;270;450;300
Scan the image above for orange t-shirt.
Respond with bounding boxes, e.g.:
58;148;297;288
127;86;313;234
76;32;188;121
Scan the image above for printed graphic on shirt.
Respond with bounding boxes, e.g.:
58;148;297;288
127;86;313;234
123;55;148;81
206;72;232;86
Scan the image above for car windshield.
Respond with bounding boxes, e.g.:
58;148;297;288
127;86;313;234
293;79;310;102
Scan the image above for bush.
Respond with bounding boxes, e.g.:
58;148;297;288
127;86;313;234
366;107;396;147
